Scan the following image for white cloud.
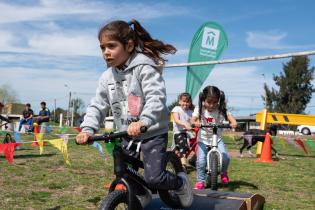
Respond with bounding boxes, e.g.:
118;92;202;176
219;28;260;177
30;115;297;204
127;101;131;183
0;66;101;112
0;29;101;56
0;1;188;57
175;48;189;56
246;31;288;50
164;64;275;115
0;31;23;52
0;1;187;24
0;1;87;24
0;31;13;49
205;65;270;110
30;21;61;31
28;33;100;56
246;31;315;50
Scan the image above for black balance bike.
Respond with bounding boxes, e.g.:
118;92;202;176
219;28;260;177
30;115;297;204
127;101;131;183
84;127;185;210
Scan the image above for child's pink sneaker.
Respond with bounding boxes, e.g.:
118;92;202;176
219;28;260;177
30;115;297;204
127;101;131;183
221;172;229;185
193;181;205;189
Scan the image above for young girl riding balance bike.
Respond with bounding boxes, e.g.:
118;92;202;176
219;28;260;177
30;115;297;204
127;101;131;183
76;19;193;208
191;86;237;190
171;93;195;169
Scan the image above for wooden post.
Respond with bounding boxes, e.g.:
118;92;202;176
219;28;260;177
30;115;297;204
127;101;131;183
256;109;267;157
59;113;63;127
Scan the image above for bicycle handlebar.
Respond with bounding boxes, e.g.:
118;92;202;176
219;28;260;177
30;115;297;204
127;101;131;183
87;126;147;143
0;122;9;127
192;123;232;129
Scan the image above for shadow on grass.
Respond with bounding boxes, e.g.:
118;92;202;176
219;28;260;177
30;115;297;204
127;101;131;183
13;153;56;159
87;196;102;205
223;180;258;192
15;148;35;151
280;153;315;158
47;206;61;210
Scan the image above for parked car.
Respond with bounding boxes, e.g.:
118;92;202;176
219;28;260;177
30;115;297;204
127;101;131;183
297;125;315;135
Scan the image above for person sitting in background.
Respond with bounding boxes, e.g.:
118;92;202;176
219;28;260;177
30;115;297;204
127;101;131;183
18;103;34;132
34;101;50;125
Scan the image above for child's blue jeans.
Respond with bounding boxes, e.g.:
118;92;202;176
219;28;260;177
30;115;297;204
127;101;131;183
18;118;33;131
196;139;230;182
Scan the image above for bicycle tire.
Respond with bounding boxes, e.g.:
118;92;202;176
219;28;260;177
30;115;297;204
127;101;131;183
99;190;142;210
188;153;196;168
210;152;219;190
158;151;183;209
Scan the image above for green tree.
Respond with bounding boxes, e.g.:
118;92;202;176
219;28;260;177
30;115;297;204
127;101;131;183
51;107;67;123
168;99;179;112
0;84;20;104
263;56;314;114
70;97;85;126
70;98;85;114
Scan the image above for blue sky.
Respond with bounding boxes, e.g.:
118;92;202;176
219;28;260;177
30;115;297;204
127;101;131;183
1;0;315;116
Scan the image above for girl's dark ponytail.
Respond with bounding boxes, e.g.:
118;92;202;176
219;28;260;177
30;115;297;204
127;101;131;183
218;90;228;120
198;89;207;121
130;19;177;65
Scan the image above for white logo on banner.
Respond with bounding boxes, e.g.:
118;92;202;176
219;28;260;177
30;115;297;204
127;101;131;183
201;27;220;50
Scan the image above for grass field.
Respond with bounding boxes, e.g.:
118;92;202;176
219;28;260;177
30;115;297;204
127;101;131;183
0;130;314;210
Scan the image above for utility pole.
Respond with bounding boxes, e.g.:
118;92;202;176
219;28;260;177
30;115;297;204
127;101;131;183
71;99;74;127
64;84;71;126
68;91;72;126
54;98;56;122
262;74;267;108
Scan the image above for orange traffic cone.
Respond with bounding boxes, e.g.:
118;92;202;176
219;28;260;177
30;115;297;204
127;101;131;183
31;123;39;147
256;132;273;163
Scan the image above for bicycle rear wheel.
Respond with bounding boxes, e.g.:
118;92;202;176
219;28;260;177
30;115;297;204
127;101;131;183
99;190;142;210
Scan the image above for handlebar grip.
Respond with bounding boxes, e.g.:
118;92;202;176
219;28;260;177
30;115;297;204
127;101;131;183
108;131;128;140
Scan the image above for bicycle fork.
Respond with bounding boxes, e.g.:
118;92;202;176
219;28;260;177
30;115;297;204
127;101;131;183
111;147;138;210
206;134;223;174
111;147;149;210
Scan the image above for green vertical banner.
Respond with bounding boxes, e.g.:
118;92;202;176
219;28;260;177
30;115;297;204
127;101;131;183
186;21;228;99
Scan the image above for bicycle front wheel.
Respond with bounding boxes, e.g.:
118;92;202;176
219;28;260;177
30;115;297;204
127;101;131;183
99;190;142;210
209;152;219;190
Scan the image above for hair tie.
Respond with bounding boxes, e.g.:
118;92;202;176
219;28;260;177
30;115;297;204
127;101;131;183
127;21;133;26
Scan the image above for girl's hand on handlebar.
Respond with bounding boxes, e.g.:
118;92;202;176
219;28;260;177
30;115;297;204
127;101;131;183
76;132;92;145
184;122;192;130
192;122;201;128
127;121;145;137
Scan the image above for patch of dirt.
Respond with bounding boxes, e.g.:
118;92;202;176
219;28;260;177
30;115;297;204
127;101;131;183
229;149;257;159
74;185;84;194
49;166;66;173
